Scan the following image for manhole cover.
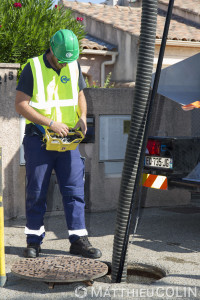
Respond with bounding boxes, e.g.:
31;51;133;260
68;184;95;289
11;256;108;283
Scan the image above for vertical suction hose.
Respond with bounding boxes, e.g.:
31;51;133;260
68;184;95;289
111;0;158;283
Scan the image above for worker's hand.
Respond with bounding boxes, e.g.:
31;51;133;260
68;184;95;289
182;101;200;111
73;117;87;136
50;121;69;137
182;104;195;111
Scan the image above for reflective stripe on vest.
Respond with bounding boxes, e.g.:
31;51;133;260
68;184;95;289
29;57;78;111
29;99;77;109
31;56;46;107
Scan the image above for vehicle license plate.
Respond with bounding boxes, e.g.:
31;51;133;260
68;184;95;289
145;156;173;169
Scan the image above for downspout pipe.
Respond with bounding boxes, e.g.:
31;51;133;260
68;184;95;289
81;49;118;87
111;0;158;283
100;53;118;87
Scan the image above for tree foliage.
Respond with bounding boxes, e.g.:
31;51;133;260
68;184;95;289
0;0;85;65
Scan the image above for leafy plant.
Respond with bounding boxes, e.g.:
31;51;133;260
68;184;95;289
85;72;115;88
0;0;85;66
103;72;115;88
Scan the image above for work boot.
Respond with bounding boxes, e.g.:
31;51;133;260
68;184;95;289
70;236;102;259
23;244;41;258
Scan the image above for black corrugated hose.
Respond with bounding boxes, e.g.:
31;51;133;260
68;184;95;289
111;0;158;283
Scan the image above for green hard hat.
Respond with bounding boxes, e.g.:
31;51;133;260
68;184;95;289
50;29;79;63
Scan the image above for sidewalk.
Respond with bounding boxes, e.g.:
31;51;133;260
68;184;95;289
1;205;200;299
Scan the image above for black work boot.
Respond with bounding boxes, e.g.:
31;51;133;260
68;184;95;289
23;244;41;258
70;236;102;259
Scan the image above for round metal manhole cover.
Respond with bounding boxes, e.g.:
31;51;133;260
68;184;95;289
11;256;108;282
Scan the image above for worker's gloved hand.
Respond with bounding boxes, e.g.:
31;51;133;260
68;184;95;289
50;121;69;137
182;101;200;111
73;117;87;136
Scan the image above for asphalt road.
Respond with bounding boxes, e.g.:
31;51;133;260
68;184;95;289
1;205;200;299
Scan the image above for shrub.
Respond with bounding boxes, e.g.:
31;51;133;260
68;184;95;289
0;0;85;65
85;72;115;88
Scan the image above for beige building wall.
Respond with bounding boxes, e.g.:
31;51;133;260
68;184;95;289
79;54;114;86
154;41;200;71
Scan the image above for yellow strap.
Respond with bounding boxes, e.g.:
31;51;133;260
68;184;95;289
0;207;6;277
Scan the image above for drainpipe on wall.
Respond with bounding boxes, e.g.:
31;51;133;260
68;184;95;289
100;53;118;87
81;49;118;87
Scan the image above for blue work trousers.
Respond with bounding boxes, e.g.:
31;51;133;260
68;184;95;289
23;134;86;245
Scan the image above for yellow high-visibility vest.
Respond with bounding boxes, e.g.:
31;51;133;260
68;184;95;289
26;54;80;129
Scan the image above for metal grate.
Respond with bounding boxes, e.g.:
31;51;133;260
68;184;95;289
11;256;108;283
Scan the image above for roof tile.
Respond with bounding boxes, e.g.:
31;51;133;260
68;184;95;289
159;0;200;15
62;0;200;42
81;34;117;51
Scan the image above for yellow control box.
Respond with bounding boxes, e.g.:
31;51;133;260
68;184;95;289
43;128;84;152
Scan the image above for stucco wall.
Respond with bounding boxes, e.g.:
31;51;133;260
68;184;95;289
82;88;135;212
79;54;114;86
0;63;26;220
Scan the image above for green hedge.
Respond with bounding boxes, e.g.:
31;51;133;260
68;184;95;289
0;0;85;65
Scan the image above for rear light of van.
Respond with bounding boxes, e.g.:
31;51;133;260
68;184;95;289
146;140;161;156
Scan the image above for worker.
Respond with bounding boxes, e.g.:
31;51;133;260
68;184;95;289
15;29;102;259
